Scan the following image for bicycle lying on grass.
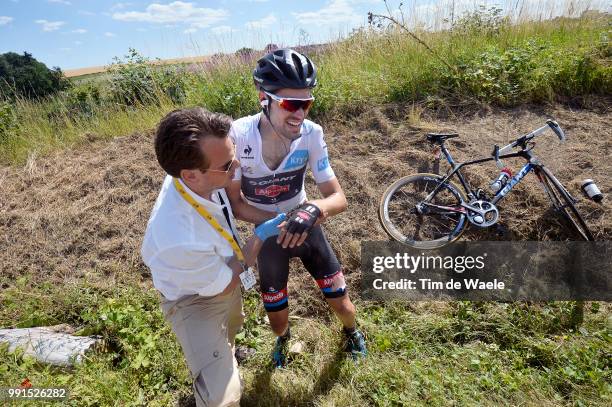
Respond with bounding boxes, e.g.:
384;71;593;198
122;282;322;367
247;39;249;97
379;120;594;249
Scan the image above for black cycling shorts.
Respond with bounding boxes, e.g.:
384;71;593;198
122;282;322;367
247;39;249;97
257;225;346;312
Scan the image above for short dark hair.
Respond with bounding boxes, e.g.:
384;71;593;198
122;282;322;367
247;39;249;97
155;108;232;177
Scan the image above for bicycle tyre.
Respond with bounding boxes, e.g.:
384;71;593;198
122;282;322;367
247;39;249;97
537;166;594;241
378;173;468;249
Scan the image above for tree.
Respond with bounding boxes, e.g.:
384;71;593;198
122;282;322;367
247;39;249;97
0;52;69;100
235;47;254;56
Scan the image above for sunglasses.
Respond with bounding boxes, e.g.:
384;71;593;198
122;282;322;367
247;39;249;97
264;90;315;113
204;158;234;173
201;147;236;174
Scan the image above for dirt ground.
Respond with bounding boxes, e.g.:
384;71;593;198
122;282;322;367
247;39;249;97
0;102;610;299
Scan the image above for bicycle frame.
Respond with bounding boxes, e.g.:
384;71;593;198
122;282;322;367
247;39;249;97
425;143;541;207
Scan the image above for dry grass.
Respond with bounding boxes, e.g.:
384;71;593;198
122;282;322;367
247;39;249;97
1;101;609;297
0;101;610;406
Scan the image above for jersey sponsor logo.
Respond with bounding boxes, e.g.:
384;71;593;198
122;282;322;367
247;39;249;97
242;166;254;175
241;167;306;205
317;156;330;172
240;144;254;160
262;288;287;303
316;270;344;289
283;149;309;170
248;174;298;186
255;184;290;198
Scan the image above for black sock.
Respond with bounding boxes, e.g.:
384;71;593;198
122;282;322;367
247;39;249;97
279;326;291;340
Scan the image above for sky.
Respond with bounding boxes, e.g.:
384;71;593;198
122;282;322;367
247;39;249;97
0;0;609;71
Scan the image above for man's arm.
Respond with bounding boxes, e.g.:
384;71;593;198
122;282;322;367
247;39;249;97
277;177;347;248
220;214;285;295
221;235;264;295
226;180;276;224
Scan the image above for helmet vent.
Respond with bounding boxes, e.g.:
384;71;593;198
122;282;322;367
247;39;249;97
262;72;277;83
277;60;296;81
292;54;305;81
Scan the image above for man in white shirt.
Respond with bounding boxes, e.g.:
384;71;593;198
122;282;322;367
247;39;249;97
141;108;285;407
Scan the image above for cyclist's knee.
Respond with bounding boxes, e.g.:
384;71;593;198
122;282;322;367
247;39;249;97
261;287;288;313
261;287;289;335
317;270;347;299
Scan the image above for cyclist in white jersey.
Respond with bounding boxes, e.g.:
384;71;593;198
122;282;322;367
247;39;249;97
227;48;367;367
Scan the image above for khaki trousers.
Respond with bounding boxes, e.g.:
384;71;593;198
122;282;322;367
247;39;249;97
161;287;245;407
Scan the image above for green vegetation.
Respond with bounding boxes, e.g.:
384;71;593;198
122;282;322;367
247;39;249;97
0;12;610;166
1;277;610;406
0;52;68;100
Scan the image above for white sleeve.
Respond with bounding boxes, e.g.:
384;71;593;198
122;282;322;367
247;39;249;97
147;243;233;298
308;125;336;184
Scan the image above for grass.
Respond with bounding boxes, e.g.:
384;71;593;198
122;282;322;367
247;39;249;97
0;98;174;165
1;274;610;406
1;11;610;166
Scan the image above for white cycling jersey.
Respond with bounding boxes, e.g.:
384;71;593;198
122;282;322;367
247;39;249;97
230;113;336;214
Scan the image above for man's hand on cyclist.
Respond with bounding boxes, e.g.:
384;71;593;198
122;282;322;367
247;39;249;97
277;202;322;248
255;213;287;241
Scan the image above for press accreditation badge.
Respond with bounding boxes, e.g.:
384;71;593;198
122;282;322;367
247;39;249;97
240;267;257;290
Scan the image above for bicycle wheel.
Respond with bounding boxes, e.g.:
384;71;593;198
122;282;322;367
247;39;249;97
536;166;594;241
379;173;468;249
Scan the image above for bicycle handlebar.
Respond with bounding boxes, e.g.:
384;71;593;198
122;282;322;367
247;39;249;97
546;119;566;141
497;120;566;155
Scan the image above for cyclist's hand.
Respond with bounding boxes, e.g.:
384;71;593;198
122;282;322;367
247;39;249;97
277;203;321;248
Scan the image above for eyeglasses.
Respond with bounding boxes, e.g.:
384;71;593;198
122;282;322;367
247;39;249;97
264;90;315;113
203;158;234;173
201;148;236;174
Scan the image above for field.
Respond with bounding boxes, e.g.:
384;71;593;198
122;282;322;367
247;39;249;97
63;55;214;78
0;5;610;407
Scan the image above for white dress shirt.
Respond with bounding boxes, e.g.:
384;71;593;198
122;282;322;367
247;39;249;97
141;175;242;300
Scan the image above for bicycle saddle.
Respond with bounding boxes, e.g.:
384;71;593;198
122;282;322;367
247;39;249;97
426;133;459;143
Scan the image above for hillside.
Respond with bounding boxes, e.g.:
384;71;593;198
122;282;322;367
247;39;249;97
1;101;610;405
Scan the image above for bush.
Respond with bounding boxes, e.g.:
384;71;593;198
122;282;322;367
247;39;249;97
449;41;541;105
107;49;158;106
451;6;510;36
190;71;259;118
64;82;102;118
107;48;188;106
0;52;69;100
154;66;188;105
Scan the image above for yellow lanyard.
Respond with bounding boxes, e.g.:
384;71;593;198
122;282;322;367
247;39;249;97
173;177;245;263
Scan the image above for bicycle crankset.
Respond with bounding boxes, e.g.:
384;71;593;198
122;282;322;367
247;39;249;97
466;200;499;227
